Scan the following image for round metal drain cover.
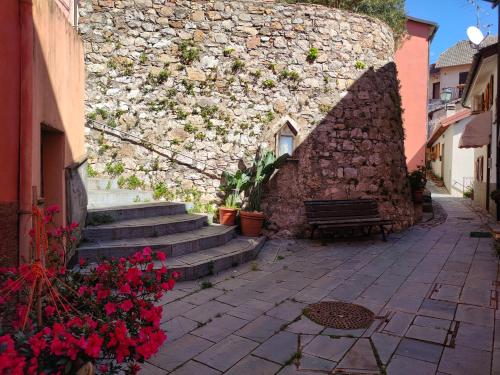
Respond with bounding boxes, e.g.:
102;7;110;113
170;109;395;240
304;301;374;329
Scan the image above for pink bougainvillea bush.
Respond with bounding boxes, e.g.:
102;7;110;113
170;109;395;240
0;206;177;374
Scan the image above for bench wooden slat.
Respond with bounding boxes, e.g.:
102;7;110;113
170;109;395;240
304;199;393;243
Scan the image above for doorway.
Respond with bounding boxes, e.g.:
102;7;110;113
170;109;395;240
41;125;65;226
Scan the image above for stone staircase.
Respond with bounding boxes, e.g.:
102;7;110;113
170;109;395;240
86;177;154;209
77;202;265;281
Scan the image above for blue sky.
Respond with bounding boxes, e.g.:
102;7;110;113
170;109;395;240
406;0;498;63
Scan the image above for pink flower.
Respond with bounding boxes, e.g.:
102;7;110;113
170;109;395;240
79;258;86;267
156;251;166;261
84;333;103;358
120;300;134;312
105;302;117;316
45;306;56;318
119;283;131;295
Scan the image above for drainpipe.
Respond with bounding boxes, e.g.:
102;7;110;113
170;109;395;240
18;0;34;264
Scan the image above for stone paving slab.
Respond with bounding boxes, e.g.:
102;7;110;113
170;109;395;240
195;335;258;372
396;338;443;363
438;344;492;375
235;315;287;343
149;334;213;371
192;314;249;343
147;194;500;375
252;331;299;364
337;338;379;372
169;360;221;375
302;335;356;362
387;354;438;375
224;355;281;375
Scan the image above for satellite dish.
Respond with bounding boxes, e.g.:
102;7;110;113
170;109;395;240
467;26;485;46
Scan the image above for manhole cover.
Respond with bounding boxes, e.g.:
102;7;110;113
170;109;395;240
304;301;375;329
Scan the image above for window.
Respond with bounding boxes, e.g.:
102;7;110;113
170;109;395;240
432;82;441;100
275;121;298;157
278;135;294;156
459;72;468;85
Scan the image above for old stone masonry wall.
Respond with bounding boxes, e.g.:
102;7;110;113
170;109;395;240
79;0;414;236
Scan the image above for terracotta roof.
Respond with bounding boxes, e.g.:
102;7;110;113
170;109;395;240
427;109;472;146
435;36;498;68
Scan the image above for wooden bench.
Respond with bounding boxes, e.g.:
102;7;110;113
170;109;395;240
304;199;393;243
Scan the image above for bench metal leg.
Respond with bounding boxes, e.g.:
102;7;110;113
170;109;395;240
320;228;327;246
380;225;387;242
311;225;316;240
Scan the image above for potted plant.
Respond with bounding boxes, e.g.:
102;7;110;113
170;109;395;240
408;166;427;204
240;150;288;237
219;170;249;226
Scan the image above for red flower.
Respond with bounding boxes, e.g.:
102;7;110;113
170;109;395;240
45;305;56;318
120;283;132;294
120;299;134;312
84;333;103;358
105;302;117;316
156;251;166;261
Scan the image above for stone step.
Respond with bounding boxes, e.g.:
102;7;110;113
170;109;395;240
86;202;187;225
82;214;207;242
87;189;154;209
77;225;236;262
164;236;266;281
87;177;121;191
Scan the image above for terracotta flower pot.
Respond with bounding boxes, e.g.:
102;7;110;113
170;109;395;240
219;207;237;226
240;211;265;237
412;189;424;204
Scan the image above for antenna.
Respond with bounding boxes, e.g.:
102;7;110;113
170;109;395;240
467;26;486;46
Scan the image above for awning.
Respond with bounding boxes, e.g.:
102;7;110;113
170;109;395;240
459;111;492;149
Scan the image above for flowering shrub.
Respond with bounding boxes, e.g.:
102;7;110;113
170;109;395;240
0;206;177;374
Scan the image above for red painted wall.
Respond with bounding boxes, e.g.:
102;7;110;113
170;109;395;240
395;20;433;171
0;0;21;265
0;0;85;265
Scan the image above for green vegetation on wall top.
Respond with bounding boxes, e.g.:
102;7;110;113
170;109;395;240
283;0;406;41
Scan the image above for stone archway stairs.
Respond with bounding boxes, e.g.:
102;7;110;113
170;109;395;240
77;201;265;281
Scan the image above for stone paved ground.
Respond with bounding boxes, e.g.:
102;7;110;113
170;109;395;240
144;193;500;375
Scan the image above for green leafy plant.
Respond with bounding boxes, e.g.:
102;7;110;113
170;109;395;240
153;182;176;201
408;166;427;191
95;108;109;120
307;47;319;62
464;186;473;199
231;59;245;72
184;122;198;133
139;52;148;64
105;161;125;177
355;60;367;69
156;69;171;84
262;79;276;89
195;132;206;140
319;103;332;113
223;47;235;57
243;150;288;212
220;170;250;209
125;175;144;190
87;164;98;178
179;41;200;65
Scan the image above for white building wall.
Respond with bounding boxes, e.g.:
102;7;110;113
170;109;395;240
450;122;474;197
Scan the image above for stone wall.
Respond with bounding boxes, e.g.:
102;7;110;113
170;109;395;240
79;0;414;236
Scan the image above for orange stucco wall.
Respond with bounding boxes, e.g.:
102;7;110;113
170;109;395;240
31;0;86;223
0;0;85;265
395;20;433;171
